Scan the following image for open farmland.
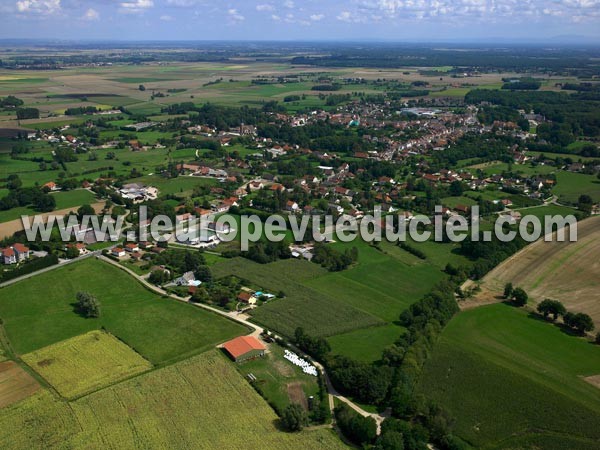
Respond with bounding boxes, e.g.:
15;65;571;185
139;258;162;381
0;60;517;128
0;361;39;408
212;257;384;338
326;324;402;363
465;216;600;327
0;350;345;449
418;303;600;449
0;189;98;224
307;239;446;322
0;258;247;364
0;201;104;240
213;239;446;360
554;171;600;204
21;331;152;399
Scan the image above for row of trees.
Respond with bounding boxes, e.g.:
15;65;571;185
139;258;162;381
505;284;595;335
334;403;377;447
16;107;40;120
291;278;463;448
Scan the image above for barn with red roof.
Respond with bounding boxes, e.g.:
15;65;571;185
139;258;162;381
222;336;266;363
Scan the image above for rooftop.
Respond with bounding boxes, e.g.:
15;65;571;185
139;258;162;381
222;335;266;359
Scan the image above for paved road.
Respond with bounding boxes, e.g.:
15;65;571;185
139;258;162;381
99;255;386;433
0;249;105;289
1;252;386;433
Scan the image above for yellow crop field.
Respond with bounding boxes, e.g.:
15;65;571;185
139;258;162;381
0;350;345;449
22;331;152;399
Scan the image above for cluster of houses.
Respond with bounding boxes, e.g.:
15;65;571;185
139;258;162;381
110;241;156;261
176;163;232;180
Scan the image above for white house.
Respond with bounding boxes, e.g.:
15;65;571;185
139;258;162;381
286;201;299;212
1;243;30;264
1;247;17;265
111;247;126;257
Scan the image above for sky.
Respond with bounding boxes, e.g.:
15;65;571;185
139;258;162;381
1;0;599;43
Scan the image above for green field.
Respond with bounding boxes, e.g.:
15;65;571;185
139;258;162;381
418;303;600;449
135;174;219;196
0;189;98;223
513;204;579;227
473;161;557;177
305;239;445;323
213;238;446;361
327;324;402;363
212;257;383;338
554;171;600;204
441;195;478;209
0;350;345;449
0;258;246;364
22;330;152;399
236;344;320;414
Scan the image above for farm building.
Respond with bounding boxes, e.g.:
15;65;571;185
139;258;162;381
222;336;266;363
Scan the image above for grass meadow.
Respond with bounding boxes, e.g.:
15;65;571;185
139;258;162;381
418;303;600;449
212;257;384;338
0;258;246;364
554;171;600;204
0;189;98;223
213;237;448;360
327;324;402;363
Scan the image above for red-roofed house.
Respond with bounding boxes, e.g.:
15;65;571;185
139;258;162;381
66;242;86;255
1;247;16;265
125;243;140;253
2;243;30;264
238;291;257;305
222;335;266;362
112;247;126;257
42;181;58;191
12;243;30;262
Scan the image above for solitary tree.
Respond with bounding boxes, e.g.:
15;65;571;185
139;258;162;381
281;403;308;432
503;283;513;299
76;291;101;318
578;194;594;214
512;287;528;307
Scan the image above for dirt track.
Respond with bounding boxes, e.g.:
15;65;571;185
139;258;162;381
462;216;600;326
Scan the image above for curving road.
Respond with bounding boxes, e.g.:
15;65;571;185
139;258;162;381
99;255;387;433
